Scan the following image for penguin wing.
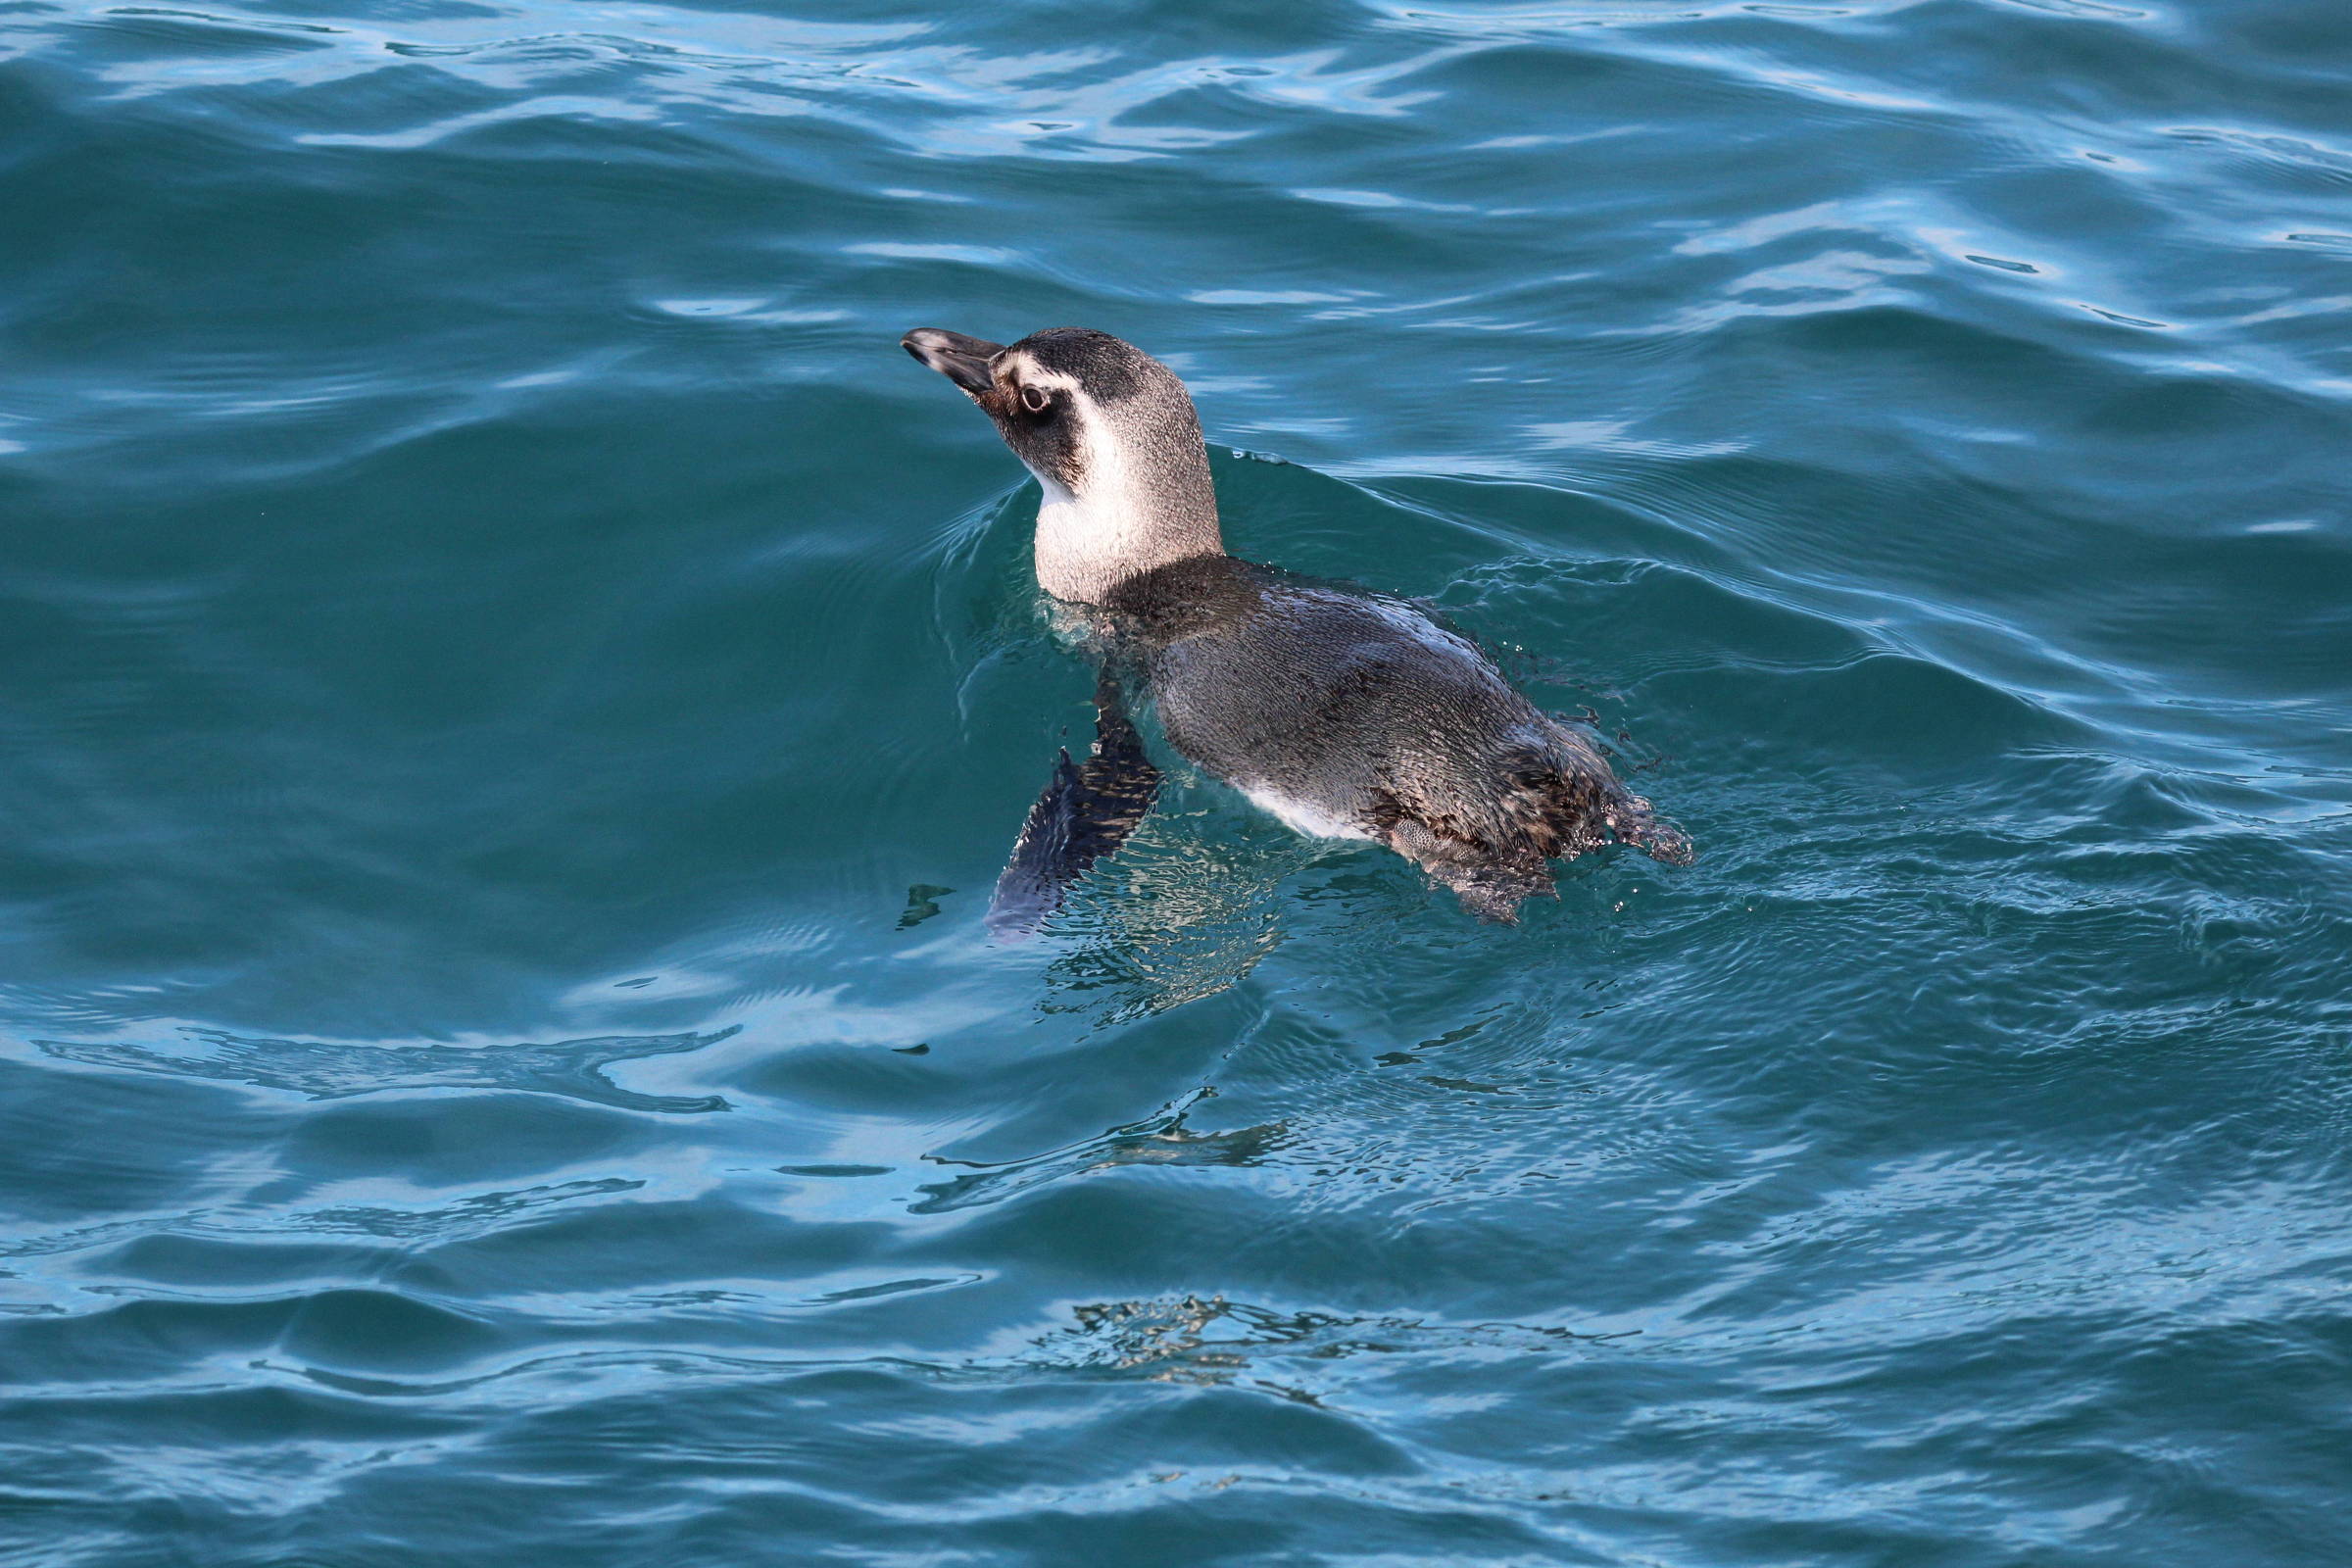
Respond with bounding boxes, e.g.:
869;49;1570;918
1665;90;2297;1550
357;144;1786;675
985;674;1161;941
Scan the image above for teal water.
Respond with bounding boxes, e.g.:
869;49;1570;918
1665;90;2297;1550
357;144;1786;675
4;1;2351;1562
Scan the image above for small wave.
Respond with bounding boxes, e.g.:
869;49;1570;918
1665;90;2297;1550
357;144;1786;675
34;1026;737;1111
0;1177;643;1260
911;1094;1286;1214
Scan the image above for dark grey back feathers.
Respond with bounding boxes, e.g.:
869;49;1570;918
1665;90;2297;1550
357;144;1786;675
1103;556;1690;921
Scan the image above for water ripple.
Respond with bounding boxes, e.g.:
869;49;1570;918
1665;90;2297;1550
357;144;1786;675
34;1027;737;1110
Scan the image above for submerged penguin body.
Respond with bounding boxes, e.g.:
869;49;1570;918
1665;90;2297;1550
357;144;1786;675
902;325;1690;923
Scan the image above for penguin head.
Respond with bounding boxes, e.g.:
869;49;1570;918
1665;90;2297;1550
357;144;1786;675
904;326;1224;601
904;326;1218;512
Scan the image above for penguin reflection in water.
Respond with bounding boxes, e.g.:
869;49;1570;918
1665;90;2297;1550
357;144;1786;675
904;326;1691;935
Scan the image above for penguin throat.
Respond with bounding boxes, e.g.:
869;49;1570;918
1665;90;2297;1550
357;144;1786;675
1024;439;1222;606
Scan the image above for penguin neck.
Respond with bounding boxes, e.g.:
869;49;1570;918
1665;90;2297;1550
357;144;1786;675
1028;440;1224;607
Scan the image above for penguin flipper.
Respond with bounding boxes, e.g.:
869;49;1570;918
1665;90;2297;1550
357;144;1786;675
986;682;1160;940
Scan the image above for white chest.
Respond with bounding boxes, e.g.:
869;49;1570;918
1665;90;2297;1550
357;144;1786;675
1033;489;1156;605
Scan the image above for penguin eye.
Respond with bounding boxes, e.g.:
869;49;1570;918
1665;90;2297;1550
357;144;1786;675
1019;384;1052;415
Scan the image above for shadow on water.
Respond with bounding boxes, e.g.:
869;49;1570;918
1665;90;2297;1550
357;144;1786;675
1028;809;1311;1026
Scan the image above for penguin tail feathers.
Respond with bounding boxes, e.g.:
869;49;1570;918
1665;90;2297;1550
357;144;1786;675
1525;724;1695;867
1370;723;1692;923
1595;792;1694;867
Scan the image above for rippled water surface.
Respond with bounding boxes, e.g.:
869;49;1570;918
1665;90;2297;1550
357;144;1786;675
5;1;2351;1562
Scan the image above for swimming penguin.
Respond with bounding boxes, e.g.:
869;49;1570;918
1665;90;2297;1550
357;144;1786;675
903;325;1690;930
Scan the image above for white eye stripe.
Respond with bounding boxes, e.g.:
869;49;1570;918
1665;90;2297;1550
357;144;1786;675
1001;360;1079;394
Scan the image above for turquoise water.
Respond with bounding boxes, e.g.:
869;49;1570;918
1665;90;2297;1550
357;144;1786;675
4;0;2351;1561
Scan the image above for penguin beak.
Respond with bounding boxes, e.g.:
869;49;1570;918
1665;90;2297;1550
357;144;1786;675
902;328;1004;397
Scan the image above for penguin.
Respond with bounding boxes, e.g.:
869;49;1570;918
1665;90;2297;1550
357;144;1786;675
903;325;1690;931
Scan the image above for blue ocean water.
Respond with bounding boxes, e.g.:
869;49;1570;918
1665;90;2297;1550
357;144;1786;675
3;0;2350;1562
